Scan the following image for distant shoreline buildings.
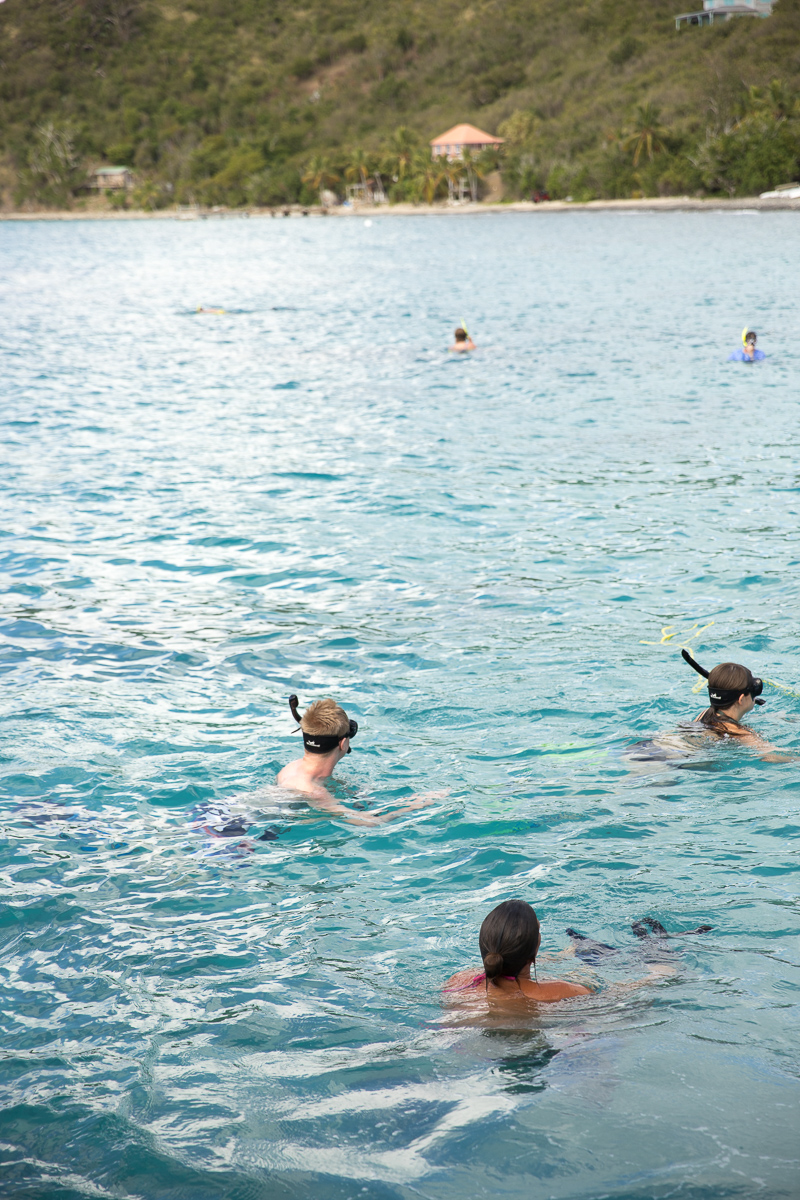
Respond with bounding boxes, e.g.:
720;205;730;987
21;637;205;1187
430;124;505;161
675;0;774;29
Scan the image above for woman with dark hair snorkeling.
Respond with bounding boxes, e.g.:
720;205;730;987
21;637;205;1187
628;651;794;767
682;650;794;762
443;900;592;1004
442;901;702;1012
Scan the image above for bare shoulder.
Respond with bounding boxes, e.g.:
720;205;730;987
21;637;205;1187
442;968;480;992
523;978;592;1003
276;759;303;788
276;762;331;801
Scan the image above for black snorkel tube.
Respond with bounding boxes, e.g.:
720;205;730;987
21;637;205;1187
289;694;358;754
681;649;765;707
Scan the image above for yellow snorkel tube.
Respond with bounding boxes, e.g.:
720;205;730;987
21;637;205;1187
742;326;749;346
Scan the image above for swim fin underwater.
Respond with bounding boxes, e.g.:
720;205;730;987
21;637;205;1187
566;919;712;964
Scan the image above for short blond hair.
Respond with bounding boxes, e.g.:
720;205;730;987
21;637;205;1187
301;698;350;740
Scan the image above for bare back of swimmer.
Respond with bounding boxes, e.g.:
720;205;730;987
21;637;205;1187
449;327;476;352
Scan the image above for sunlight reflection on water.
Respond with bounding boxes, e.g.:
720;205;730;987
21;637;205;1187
0;212;799;1199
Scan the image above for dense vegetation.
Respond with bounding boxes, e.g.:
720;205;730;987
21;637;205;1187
1;0;799;209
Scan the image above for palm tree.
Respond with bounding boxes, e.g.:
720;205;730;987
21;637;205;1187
460;146;492;202
622;103;668;167
744;78;798;122
442;154;467;202
410;150;445;204
383;125;420;182
345;146;373;197
302;155;340;204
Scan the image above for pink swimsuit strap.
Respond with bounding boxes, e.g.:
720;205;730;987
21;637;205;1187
444;971;517;993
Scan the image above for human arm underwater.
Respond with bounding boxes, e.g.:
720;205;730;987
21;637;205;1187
301;788;441;827
276;759;443;826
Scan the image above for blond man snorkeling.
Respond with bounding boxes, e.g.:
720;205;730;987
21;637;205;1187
277;696;440;825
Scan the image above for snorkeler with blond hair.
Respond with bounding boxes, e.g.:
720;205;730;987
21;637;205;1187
277;695;439;825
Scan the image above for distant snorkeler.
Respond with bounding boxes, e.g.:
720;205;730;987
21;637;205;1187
449;326;476;352
196;305;225;315
728;328;765;362
277;695;439;825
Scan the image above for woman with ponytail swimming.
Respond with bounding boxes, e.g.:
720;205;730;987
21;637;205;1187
443;900;592;1004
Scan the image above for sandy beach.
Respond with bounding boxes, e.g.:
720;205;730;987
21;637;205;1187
2;194;800;220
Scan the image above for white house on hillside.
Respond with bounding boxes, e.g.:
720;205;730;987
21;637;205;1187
676;0;775;28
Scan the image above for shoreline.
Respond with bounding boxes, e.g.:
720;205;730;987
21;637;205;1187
2;195;799;221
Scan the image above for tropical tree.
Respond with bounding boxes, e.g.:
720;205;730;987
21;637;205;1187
28;123;81;204
743;78;798;122
498;109;537;148
409;150;445;204
344;146;373;196
441;154;467;201
622;103;668;167
302;154;340;203
383;125;420;182
460;146;492;201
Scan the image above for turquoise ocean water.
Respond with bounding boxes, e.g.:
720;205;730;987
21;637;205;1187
1;211;798;1198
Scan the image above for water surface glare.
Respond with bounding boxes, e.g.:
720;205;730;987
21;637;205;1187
1;212;799;1200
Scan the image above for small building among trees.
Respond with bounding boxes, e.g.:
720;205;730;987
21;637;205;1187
675;0;774;28
430;124;504;161
88;166;134;191
430;124;504;202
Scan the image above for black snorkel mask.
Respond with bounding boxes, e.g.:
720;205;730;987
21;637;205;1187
681;649;765;708
289;694;358;754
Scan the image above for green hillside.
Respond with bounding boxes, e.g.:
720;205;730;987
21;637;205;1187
1;0;799;208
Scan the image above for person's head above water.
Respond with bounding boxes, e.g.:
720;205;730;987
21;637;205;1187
454;327;468;342
479;899;541;985
289;695;358;756
681;649;764;717
744;330;757;346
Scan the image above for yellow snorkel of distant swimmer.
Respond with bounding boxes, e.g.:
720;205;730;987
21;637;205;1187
641;618;800;697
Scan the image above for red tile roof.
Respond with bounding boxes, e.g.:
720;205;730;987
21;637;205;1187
429;123;504;147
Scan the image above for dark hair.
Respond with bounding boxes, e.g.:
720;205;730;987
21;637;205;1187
699;661;756;732
479;900;540;988
745;330;757;343
454;327;467;341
